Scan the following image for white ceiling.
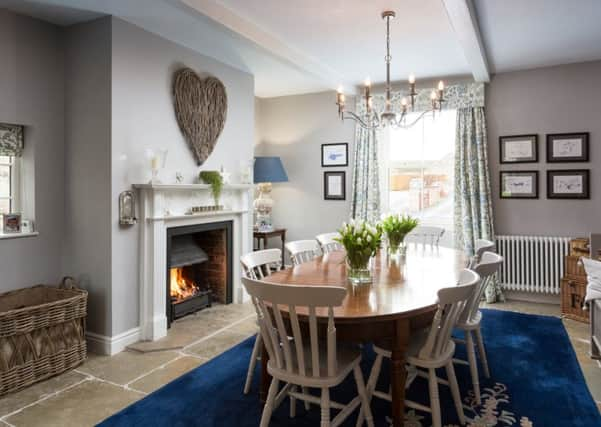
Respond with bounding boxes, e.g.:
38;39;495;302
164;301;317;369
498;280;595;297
2;0;601;97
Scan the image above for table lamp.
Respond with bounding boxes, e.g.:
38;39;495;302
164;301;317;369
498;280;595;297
253;156;288;231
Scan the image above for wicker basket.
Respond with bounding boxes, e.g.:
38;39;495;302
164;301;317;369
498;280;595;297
0;277;87;396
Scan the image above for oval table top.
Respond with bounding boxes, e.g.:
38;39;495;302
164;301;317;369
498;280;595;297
264;246;468;322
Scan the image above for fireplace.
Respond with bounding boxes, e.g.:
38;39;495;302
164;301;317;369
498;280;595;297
166;221;233;325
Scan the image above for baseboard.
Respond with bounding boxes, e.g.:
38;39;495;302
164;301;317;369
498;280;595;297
86;327;141;356
503;290;560;305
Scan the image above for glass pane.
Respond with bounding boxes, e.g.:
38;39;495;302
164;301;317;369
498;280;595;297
0;199;9;215
0;156;11;164
0;165;10;198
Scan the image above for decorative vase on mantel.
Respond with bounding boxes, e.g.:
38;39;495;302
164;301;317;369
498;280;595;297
336;219;382;285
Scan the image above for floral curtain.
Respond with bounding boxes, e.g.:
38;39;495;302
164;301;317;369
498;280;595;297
0;123;24;157
454;107;502;302
350;125;380;222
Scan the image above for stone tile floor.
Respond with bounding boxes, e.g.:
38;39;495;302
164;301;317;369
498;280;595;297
0;301;598;426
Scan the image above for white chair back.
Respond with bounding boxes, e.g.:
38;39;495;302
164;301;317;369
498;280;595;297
240;248;281;279
418;269;479;360
469;239;496;268
316;232;342;254
406;226;445;247
285;240;321;265
460;252;503;324
241;277;347;378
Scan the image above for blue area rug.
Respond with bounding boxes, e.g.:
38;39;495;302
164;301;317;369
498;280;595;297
99;309;601;426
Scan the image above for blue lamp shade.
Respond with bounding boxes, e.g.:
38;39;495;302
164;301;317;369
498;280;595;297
254;157;288;183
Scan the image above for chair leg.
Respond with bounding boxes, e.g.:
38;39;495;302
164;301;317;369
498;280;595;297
446;362;466;425
244;333;262;394
353;365;374;427
474;327;490;378
466;330;481;405
428;368;441;427
320;387;330;427
356;354;382;427
290;385;297;418
302;387;311;410
260;378;279;427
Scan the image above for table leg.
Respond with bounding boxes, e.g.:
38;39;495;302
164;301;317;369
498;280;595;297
390;319;410;426
260;340;271;404
280;233;286;268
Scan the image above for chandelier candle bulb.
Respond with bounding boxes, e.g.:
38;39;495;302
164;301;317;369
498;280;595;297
408;73;416;84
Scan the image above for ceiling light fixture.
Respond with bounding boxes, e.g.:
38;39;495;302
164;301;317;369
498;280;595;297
335;11;445;130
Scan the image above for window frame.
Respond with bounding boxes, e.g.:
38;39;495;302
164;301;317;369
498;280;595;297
0;156;20;214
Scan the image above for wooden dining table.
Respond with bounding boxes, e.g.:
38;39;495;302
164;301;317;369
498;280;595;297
260;246;467;427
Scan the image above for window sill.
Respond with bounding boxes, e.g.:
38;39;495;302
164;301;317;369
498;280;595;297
0;231;39;240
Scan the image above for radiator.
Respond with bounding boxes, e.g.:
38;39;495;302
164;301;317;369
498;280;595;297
496;235;571;294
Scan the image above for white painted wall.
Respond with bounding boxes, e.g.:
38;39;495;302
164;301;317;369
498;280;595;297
0;10;65;290
110;18;255;336
255;92;355;243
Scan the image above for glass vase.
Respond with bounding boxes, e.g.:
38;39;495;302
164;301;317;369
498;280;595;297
346;254;373;285
387;239;407;257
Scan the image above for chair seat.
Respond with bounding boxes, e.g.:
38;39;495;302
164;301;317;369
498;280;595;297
373;328;456;369
268;343;361;388
457;309;482;330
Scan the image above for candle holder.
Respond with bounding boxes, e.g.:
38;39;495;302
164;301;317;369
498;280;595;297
146;149;168;184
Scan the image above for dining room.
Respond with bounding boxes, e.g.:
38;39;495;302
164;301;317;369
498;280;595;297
1;0;601;426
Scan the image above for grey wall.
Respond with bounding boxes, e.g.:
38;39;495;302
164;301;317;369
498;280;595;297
255;92;355;243
0;10;65;290
63;17;112;335
487;61;601;236
110;18;255;335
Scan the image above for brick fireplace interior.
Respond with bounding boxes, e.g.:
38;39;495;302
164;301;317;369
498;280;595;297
166;221;233;325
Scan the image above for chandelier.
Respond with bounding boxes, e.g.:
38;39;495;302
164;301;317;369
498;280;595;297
335;11;445;130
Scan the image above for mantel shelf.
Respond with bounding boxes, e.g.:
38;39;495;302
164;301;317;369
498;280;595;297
132;183;253;191
147;209;249;222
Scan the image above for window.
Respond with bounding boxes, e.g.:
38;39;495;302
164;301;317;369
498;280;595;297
380;110;457;245
0;155;18;215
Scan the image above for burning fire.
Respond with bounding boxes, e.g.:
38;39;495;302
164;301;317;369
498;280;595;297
170;268;199;301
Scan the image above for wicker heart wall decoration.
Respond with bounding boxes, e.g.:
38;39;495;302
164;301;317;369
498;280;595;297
173;68;228;166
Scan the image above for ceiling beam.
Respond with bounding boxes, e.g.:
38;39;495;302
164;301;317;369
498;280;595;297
442;0;490;82
179;0;343;89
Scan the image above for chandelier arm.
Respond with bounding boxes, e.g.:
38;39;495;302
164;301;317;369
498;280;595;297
341;111;379;130
394;110;435;129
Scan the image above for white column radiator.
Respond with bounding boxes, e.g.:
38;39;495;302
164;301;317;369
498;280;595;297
496;235;571;295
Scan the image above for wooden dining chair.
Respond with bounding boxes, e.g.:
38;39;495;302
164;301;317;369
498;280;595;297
406;226;445;247
316;232;342;254
360;269;479;427
468;239;496;268
241;277;374;427
454;251;503;405
285;240;321;265
240;249;282;394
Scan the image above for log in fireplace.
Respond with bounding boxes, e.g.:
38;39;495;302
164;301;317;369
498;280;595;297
166;221;233;325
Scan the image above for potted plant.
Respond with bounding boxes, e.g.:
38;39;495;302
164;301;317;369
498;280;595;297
381;214;419;255
335;219;382;284
199;171;223;208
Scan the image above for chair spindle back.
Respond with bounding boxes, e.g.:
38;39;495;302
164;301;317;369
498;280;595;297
285;240;321;265
240;248;282;279
316;233;343;254
460;251;503;324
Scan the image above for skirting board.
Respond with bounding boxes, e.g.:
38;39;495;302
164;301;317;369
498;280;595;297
86;327;141;356
503;290;560;305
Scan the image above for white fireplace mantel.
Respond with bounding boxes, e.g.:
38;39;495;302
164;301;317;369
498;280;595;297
134;183;253;341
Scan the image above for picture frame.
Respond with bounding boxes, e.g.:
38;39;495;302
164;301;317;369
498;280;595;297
547;169;590;199
324;171;346;200
500;171;538;199
2;213;21;233
321;143;348;167
499;134;538;163
546;132;589;162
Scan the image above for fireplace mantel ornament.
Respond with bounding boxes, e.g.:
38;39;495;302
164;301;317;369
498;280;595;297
173;68;227;166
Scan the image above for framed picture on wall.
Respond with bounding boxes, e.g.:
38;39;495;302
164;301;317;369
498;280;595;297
321;143;348;167
546;132;589;162
324;171;346;200
500;171;538;199
547;169;590;199
499;134;538;163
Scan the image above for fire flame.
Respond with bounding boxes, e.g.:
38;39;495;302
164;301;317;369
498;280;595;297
170;268;199;301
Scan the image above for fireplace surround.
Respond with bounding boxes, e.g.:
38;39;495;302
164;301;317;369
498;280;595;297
166;221;233;325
